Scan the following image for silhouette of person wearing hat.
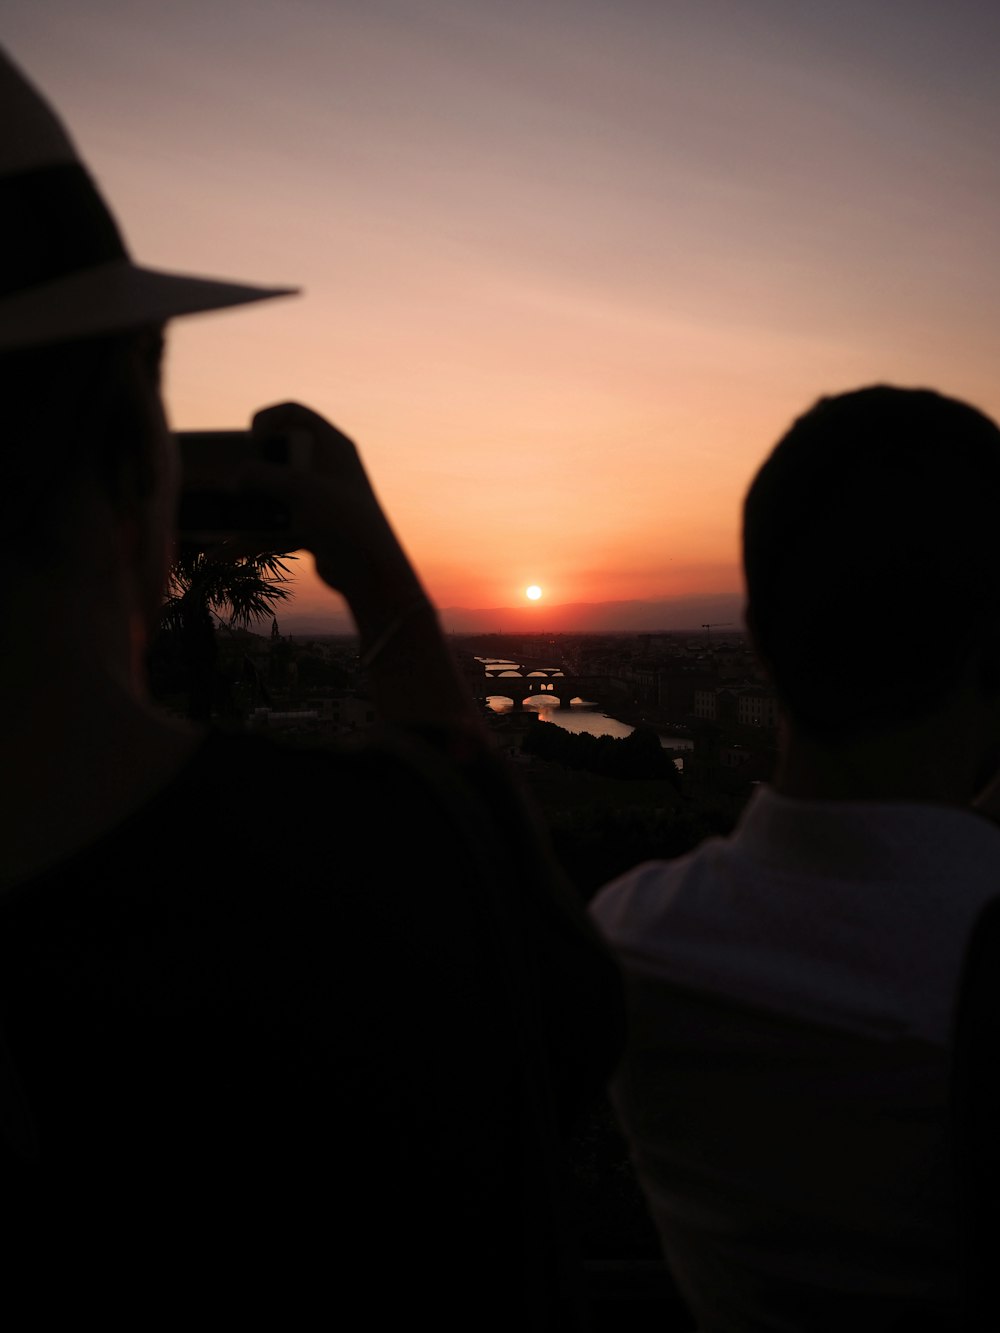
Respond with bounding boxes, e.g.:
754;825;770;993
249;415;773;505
0;48;622;1328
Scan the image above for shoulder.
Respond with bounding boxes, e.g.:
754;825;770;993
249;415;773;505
183;725;407;787
588;838;728;950
171;725;481;833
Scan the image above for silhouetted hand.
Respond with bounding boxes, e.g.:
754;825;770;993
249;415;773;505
237;402;425;632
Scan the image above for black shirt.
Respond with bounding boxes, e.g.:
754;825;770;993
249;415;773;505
0;726;622;1327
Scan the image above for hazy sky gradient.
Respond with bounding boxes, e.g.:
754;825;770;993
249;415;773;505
10;1;1000;627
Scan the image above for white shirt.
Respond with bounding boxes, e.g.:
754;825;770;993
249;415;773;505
590;786;1000;1330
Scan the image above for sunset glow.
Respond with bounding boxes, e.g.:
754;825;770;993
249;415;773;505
12;3;1000;632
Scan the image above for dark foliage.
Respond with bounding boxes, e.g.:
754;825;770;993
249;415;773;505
151;550;294;720
521;716;683;787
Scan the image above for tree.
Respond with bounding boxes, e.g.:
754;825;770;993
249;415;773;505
154;550;295;720
521;716;681;787
162;550;295;634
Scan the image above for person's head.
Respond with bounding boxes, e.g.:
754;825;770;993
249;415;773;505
1;327;172;643
0;46;296;669
743;385;1000;747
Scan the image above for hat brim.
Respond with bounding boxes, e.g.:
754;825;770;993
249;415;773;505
0;257;298;352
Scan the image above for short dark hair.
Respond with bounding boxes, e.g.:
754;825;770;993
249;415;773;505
0;329;164;566
743;385;1000;739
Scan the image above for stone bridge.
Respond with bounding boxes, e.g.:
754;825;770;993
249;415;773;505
469;664;626;711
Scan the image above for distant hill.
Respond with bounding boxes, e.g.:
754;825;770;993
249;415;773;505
279;592;744;637
437;592;744;633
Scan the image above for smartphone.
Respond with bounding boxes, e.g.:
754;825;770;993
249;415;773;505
175;429;311;543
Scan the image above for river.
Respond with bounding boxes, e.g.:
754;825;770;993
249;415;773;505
480;659;693;753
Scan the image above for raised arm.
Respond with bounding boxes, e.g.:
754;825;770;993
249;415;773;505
242;401;481;731
238;401;624;1121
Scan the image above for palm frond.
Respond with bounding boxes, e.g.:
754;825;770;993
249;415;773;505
163;550;299;632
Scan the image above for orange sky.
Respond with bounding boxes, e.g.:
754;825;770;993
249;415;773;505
11;2;1000;630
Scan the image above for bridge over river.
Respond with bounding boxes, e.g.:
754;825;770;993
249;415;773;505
468;659;626;711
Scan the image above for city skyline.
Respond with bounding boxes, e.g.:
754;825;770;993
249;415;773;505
10;1;1000;630
269;589;747;638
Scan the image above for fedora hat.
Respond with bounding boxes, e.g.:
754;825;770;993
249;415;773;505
0;47;297;352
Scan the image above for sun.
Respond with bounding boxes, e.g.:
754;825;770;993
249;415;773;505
525;585;542;601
